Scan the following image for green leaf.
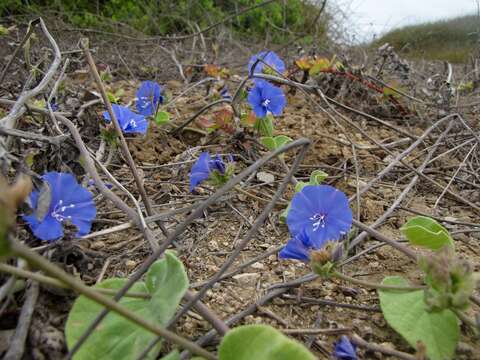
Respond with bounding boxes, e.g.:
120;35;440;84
106;91;119;104
219;325;315;360
155;111;170;126
0;25;9;36
145;252;189;325
273;135;292;149
379;276;459;360
254;116;273;137
294;181;307;193
401;216;454;250
308;58;330;76
260;137;276;151
309;170;328;185
100;71;112;82
65;251;188;360
279;204;290;224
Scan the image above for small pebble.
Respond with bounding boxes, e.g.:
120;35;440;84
125;260;136;270
232;273;260;287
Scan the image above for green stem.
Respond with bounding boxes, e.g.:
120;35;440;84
11;241;217;360
0;263;151;299
332;271;425;291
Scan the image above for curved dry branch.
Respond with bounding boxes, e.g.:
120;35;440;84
0;18;61;138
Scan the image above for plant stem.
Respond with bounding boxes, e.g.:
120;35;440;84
351;219;418;260
332;271;425;291
10;241;217;360
0;263;150;299
80;39;159;225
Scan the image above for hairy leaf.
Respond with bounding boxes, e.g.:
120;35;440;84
219;324;315;360
65;251;188;360
401;216;454;250
379;276;459;360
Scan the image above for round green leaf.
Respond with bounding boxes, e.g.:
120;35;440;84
65;252;188;360
260;137;276;151
65;279;159;360
155;111;170;126
401;216;454;250
379;276;459;360
219;324;315;360
273;135;292;149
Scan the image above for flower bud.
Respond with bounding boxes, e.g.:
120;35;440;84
419;247;474;312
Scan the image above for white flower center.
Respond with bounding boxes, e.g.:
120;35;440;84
130;119;137;128
51;199;75;222
262;98;271;107
310;213;326;232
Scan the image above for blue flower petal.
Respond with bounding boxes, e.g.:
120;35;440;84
49;173;83;203
333;336;357;360
248;80;286;118
103;104;148;135
61;200;97;237
136;80;163;116
23;213;64;242
287;185;352;248
209;154;227;174
267;90;286;116
124;113;149;134
189;152;211;192
248;51;286;75
22;172;96;242
279;230;312;261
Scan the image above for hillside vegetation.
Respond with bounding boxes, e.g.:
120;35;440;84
373;14;479;63
0;0;327;41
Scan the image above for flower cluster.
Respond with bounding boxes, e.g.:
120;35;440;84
280;185;352;262
102;80;164;135
247;51;287;119
189;152;234;192
23;172;96;241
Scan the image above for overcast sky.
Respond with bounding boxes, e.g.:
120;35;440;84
333;0;479;42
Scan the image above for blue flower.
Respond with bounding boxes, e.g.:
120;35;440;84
136;80;163;116
220;86;232;100
46;99;59;112
279;229;315;262
248;50;286;76
287;185;352;249
23;172;96;241
248;80;286;118
189;152;233;192
103;104;148;134
333;336;357;360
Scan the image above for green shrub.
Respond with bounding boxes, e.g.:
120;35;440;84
0;0;327;41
